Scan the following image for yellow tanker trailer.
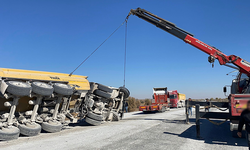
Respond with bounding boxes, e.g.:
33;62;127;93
0;68;129;140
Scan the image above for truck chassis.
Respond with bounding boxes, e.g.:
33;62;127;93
185;95;249;138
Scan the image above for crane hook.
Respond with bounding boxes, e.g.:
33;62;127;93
208;56;215;68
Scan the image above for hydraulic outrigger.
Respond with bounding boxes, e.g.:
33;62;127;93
128;7;250;138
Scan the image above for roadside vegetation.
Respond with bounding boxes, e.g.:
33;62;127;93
127;97;228;112
192;98;229;102
127;97;152;112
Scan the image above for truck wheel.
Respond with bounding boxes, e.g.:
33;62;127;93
87;112;103;121
85;117;101;126
32;82;54;96
112;112;120;121
97;83;113;93
6;81;32;96
119;87;130;98
53;83;73;96
42;120;62;133
94;90;112;98
0;126;20;141
19;122;41;136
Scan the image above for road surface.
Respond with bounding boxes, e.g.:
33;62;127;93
0;108;248;150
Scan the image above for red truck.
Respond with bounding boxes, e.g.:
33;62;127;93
129;8;250;136
139;87;170;113
168;90;186;108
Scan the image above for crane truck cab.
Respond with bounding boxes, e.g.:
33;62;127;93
224;72;250;134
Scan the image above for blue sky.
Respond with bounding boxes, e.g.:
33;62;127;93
0;1;250;99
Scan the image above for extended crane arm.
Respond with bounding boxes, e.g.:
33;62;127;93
129;8;250;75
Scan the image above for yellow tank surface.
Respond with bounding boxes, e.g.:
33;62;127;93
0;68;90;112
0;68;90;91
178;93;186;101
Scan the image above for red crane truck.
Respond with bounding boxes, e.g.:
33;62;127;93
139;87;170;112
128;8;250;136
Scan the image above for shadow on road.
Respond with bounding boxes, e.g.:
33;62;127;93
132;112;158;115
123;117;188;124
164;118;247;147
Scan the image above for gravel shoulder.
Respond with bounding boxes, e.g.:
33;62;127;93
0;108;247;150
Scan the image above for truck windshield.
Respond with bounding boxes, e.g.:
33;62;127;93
169;94;177;99
238;73;250;93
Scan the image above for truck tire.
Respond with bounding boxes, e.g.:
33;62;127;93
119;87;130;98
94;90;112;98
53;83;73;96
87;112;103;121
0;126;20;141
97;83;113;93
42;120;62;133
19;122;41;136
32;82;54;96
6;81;31;96
112;111;120;121
85;117;101;126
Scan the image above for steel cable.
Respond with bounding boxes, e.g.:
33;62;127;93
69;20;127;76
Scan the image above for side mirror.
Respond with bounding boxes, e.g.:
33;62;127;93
223;87;227;93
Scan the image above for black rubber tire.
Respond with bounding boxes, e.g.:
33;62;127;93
19;122;41;136
94;90;112;98
97;83;113;93
85;117;101;126
32;82;54;96
112;112;120;121
119;87;130;98
42;121;62;133
0;126;20;141
87;112;103;121
6;81;31;96
53;83;73;96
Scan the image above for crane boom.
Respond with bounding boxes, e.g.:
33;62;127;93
129;8;250;75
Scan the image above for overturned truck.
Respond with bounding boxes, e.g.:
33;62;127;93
0;68;129;140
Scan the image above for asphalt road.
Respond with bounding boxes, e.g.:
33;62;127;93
0;108;248;150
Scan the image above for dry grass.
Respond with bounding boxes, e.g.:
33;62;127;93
128;97;152;112
127;97;229;112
